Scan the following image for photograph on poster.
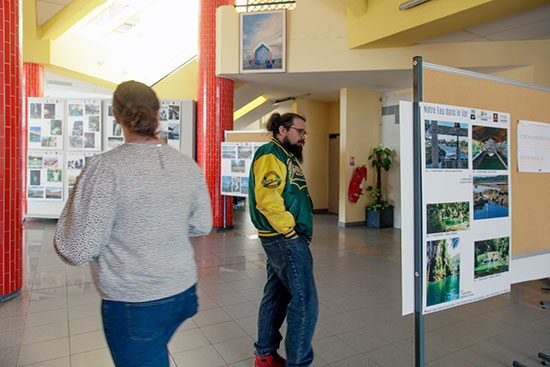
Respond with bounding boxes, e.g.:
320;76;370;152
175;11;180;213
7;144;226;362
44;156;59;168
241;176;249;195
85;104;100;115
474;236;509;279
28;155;43;168
69;104;83;116
169;105;180;120
69;136;83;148
473;175;508;220
159;106;168;121
68;175;77;186
425;120;468;169
159;131;168;144
72;121;83;136
168;123;179;140
232;177;241;192
30;170;41;186
30;127;41;142
427;202;470;234
108;105;113;117
107;137;124;149
238;146;253;159
28;187;44;199
45;187;62;199
112;122;122;136
222;176;232;193
88;116;100;132
30;103;42;119
84;133;95;148
51;120;62;135
426;237;460;307
231;159;246;173
222;145;236;159
240;10;285;73
43;104;55;119
47;169;62;183
472;126;508;170
68;158;84;170
41;136;58;148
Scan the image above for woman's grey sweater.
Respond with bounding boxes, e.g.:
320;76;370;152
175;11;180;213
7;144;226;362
55;143;212;302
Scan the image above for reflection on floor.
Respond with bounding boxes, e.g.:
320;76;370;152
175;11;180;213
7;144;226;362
1;210;549;366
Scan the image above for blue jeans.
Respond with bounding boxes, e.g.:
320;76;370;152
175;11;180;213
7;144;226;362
101;284;198;367
255;236;318;367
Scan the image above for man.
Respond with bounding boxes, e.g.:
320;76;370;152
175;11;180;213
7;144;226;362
249;112;318;367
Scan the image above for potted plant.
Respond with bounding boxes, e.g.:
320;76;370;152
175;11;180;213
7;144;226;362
365;146;394;228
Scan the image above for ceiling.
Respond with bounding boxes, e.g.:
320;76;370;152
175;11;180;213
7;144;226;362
37;2;550;101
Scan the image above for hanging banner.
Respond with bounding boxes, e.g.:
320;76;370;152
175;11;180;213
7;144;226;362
517;120;550;173
220;142;264;197
420;102;511;314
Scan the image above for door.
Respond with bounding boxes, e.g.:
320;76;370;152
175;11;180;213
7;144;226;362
328;134;340;214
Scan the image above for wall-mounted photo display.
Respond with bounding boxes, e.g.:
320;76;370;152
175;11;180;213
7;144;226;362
67;100;102;151
240;10;286;73
66;152;96;198
157;100;181;150
28;99;65;150
220;142;265;197
420;102;511;314
103;100;125;151
27;151;64;201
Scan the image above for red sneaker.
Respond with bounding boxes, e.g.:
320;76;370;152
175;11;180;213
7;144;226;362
253;352;286;367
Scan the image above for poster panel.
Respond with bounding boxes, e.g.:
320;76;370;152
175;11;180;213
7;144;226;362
158;100;182;150
67;100;102;151
66;152;96;198
517;120;550;173
27;151;64;201
28;99;65;150
220;142;264;197
420;102;511;314
103;100;124;151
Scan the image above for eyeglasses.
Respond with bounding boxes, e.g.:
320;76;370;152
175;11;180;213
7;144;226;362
289;126;308;137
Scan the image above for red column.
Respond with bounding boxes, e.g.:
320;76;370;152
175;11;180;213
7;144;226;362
197;0;235;228
23;63;44;214
0;0;23;302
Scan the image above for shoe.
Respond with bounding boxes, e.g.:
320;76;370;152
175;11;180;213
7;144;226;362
253;351;286;367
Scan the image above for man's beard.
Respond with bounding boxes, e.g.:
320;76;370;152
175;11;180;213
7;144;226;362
283;137;304;163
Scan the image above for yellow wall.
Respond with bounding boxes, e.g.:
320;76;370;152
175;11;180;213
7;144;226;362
296;99;330;210
339;89;381;224
152;59;198;100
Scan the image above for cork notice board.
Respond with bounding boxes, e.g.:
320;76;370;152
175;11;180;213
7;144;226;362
422;65;550;255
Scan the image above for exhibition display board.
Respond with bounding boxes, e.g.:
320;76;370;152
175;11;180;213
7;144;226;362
26;98;196;219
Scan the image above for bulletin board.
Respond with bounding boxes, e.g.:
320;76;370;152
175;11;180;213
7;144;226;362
422;64;550;256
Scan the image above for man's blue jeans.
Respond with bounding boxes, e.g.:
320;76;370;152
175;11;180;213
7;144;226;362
101;284;198;367
255;236;318;367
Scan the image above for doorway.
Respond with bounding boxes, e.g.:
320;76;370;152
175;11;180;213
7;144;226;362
328;134;340;214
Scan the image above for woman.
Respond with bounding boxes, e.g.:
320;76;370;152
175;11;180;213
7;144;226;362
55;80;212;366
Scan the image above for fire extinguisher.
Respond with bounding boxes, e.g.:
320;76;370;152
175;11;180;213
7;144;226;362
348;165;367;203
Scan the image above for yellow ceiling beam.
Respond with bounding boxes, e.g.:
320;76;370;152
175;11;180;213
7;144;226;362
346;0;550;49
345;0;368;17
38;0;111;40
22;0;50;64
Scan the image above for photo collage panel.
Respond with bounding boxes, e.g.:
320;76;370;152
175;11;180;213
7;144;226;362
66;153;95;198
157;101;181;149
103;101;124;151
420;102;511;314
67;100;102;151
28;100;65;150
220;142;264;197
27;152;64;201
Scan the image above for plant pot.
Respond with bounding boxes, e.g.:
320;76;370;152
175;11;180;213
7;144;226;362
366;206;394;228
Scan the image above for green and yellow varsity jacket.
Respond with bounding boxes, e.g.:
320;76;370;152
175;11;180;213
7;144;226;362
248;138;313;243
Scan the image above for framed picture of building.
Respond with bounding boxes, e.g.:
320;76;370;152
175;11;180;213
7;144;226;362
240;10;286;73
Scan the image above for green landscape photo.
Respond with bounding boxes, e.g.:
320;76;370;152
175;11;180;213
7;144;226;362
427;238;460;307
427;201;470;234
474;237;509;279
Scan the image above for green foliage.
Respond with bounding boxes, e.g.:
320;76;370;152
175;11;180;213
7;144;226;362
365;146;393;211
426;202;470;234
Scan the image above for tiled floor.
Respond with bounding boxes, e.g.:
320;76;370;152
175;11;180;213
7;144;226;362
1;209;549;366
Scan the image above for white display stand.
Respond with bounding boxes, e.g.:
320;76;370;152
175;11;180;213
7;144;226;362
26;98;196;219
